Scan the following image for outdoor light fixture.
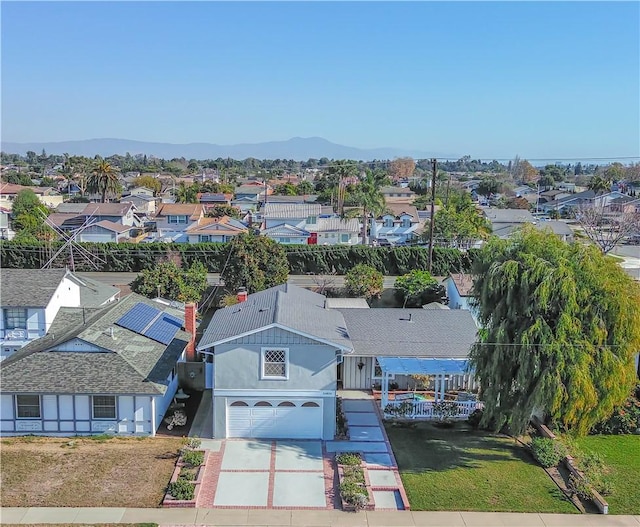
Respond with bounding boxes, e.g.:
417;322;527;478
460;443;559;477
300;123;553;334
357;361;365;370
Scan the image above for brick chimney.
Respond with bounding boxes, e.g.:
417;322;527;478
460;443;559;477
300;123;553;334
184;303;197;362
237;287;248;303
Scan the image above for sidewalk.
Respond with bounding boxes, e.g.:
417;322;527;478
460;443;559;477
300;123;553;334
1;508;639;526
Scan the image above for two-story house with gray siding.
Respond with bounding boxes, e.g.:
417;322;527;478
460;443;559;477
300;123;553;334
197;284;352;440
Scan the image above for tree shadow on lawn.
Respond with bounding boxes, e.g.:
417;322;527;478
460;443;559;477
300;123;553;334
385;422;540;474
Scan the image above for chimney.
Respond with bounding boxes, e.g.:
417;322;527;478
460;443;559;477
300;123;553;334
184;303;197;362
237;287;248;303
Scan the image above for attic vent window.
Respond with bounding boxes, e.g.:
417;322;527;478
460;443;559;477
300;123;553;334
261;347;288;379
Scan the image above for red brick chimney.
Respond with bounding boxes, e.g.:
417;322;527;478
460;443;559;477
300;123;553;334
237;287;248;303
184;303;197;362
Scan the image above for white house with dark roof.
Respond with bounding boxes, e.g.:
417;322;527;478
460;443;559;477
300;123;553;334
186;216;248;243
0;269;120;362
371;204;422;244
0;293;196;436
196;283;479;439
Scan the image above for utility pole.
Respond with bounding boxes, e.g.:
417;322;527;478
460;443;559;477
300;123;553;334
427;158;437;272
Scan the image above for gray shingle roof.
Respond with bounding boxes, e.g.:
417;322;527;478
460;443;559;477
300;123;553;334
69;274;120;307
0;294;190;395
337;308;478;358
484;208;535;224
0;269;68;307
197;284;351;351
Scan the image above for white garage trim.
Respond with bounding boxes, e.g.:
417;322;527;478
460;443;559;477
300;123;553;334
226;397;323;439
214;389;335;398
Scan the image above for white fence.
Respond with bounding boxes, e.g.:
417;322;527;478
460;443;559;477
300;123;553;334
383;399;484;420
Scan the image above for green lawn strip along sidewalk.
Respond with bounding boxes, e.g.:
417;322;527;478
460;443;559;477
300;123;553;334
574;435;640;515
385;422;577;513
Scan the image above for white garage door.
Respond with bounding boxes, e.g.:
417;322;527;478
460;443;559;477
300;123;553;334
226;398;323;439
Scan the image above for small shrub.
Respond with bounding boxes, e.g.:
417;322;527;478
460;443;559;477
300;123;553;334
591;384;640;435
336;452;362;466
179;469;197;481
531;437;566;468
167;479;195;500
182;437;202;450
384;400;413;419
342;465;366;485
181;450;204;467
339;480;369;510
432;400;460;422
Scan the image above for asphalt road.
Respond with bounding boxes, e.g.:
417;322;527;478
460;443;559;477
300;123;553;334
77;272;400;289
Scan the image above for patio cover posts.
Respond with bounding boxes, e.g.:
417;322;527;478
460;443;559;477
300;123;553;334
377;357;471;409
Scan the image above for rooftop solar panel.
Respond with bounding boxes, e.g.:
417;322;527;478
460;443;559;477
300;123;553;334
115;303;162;334
143;313;183;345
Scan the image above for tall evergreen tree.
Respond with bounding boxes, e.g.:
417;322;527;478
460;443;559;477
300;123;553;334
470;227;640;436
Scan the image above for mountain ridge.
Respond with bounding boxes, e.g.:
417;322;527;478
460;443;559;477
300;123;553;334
1;137;453;161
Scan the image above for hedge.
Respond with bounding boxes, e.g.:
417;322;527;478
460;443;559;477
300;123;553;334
0;240;474;276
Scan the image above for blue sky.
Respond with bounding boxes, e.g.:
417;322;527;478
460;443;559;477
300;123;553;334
2;1;639;160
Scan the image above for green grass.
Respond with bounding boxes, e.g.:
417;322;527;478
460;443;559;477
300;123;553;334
386;422;577;513
573;435;640;515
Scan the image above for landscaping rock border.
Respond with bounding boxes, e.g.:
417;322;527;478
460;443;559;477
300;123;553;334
162;450;209;508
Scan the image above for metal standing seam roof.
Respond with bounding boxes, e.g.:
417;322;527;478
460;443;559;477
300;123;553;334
0;293;190;395
197;283;351;351
264;203;322;219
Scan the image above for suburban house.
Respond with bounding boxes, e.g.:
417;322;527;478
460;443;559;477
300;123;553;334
261;223;311;245
533;220;574;242
381;186;416;204
263;203;322;230
0;183;64;209
0;294;196;436
45;203;140;242
196;283;479;439
609;195;640;214
370;204;422;244
538;190;628;215
308;217;361;245
154;203;204;242
198;192;233;210
121;188;159;215
483;208;536;238
235;184;270;202
444;273;480;326
185;216;248;243
231;196;261;214
0;269;120;362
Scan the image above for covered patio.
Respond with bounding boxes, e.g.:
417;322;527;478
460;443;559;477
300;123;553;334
378;357;483;420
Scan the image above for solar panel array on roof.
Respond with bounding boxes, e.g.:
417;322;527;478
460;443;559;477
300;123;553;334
145;314;183;345
116;303;161;334
115;303;183;345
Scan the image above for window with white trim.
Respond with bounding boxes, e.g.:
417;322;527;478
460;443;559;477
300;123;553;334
168;215;187;224
92;395;116;419
4;308;27;330
261;347;289;379
16;395;40;419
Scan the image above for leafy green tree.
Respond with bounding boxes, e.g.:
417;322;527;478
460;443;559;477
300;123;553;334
221;233;289;294
345;264;383;299
274;182;297;195
477;176;499;196
11;189;53;241
4;172;34;186
133;175;162;195
394;270;444;308
87;158;120;202
430;193;490;247
539;164;565;182
297;180;314;195
470;227;640;436
175;181;199;203
130;260;208;303
206;205;242;219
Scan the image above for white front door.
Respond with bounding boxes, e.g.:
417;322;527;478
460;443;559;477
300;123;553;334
226;398;323;439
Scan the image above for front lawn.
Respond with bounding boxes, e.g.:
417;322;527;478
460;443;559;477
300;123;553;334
386;422;576;513
573;435;640;515
0;436;183;507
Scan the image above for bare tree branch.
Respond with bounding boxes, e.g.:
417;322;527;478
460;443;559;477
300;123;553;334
574;203;640;254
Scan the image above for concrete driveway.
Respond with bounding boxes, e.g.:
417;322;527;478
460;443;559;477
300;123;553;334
205;440;334;509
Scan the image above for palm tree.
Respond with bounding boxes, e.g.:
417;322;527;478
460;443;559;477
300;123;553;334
87;158;120;203
349;169;387;245
588;174;612;195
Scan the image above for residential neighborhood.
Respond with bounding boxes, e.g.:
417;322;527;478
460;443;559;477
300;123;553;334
1;0;639;524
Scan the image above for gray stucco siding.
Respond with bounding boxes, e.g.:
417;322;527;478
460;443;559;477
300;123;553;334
214;342;337;391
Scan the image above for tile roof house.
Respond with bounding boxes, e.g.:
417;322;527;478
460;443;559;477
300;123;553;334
0;183;64;209
0;293;196;436
185;216;248;243
154;203;204;242
0;269;120;362
196;284;478;439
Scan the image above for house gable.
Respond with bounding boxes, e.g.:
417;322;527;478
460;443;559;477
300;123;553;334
211;325;325;348
45;338;110;353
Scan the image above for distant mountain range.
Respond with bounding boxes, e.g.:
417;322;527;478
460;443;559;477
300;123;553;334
1;137;452;161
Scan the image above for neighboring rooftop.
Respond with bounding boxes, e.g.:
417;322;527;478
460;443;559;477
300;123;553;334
1;268;68;307
449;273;474;297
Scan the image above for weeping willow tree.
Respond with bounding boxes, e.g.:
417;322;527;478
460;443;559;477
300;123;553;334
470;226;640;436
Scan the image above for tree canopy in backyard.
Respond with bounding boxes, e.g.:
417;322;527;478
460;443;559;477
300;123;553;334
221;233;289;294
470;226;640;436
